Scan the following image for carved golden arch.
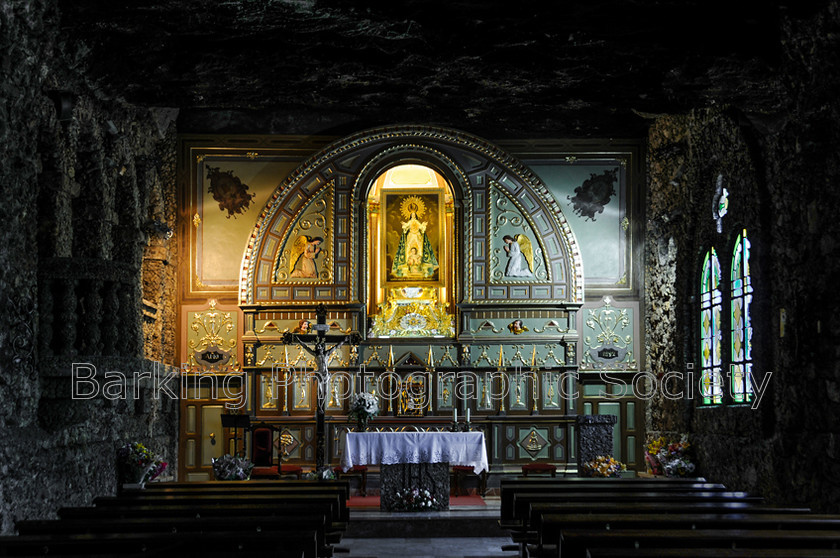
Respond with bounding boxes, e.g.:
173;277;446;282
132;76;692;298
238;125;584;315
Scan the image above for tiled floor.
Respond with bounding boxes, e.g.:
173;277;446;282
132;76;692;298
338;537;519;558
340;496;517;556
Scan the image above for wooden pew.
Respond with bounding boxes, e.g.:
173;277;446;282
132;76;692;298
51;493;341;556
558;528;840;558
499;476;835;558
3;482;348;558
512;500;788;553
537;512;840;556
121;485;350;501
59;501;339;523
0;529;319;557
500;480;727;525
17;513;328;542
499;477;721;488
143;479;350;496
499;482;778;556
585;548;840;558
510;490;762;529
94;492;349;523
59;500;345;552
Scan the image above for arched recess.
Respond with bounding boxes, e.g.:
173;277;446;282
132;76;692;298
239;125;583;338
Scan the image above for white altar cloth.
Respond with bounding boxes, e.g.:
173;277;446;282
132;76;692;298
341;431;489;474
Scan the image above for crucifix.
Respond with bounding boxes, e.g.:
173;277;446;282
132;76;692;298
283;303;360;472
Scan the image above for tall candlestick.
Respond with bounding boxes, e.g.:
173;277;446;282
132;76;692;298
466;408;471;422
454;408;458;422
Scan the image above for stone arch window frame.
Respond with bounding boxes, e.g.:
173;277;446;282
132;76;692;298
696;226;755;407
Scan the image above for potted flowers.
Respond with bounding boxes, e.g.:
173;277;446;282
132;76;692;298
645;435;696;477
580;455;627;478
117;442;167;488
348;392;379;431
305;467;336;481
212;454;254;481
393;487;442;511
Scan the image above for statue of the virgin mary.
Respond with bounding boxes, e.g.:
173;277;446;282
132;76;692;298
391;197;439;279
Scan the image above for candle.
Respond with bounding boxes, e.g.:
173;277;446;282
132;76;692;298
467;408;471;422
454;408;458;422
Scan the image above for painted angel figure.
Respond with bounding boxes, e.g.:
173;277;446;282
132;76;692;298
289;235;324;278
503;234;534;277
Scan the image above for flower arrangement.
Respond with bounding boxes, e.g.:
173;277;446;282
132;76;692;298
645;435;696;477
117;442;167;485
393;487;442;511
212;454;254;481
348;392;379;431
580;455;626;477
305;467;336;481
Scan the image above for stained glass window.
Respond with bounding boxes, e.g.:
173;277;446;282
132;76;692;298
699;248;723;405
718;188;729;220
730;230;753;403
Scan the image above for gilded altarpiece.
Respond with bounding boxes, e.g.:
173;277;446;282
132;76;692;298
177;130;644;477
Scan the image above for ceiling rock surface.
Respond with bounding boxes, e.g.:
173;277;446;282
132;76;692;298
58;0;796;136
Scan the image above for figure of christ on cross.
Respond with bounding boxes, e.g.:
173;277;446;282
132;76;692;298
283;303;361;472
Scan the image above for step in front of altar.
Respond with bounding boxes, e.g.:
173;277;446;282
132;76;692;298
346;502;501;538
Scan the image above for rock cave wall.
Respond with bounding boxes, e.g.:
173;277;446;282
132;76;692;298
0;1;179;533
645;4;840;512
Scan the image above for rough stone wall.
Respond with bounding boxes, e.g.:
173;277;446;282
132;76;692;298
575;415;618;467
0;1;178;533
645;3;840;512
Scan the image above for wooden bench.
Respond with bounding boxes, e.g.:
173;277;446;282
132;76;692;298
505;487;750;526
117;484;350;506
516;500;814;549
51;492;343;557
521;463;558;477
536;512;840;556
145;479;350;494
452;465;488;496
585;548;840;558
505;491;767;554
0;529;319;557
333;466;368;496
17;513;335;551
60;500;347;541
499;475;723;522
137;481;350;501
558;528;840;558
500;480;727;524
94;492;349;523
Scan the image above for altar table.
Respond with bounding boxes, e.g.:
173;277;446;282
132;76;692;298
341;431;488;511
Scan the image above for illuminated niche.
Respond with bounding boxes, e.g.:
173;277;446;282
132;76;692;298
366;164;456;338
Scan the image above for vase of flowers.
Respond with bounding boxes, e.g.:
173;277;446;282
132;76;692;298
117;442;167;488
645;435;695;477
212;454;254;481
348;392;378;431
580;455;626;478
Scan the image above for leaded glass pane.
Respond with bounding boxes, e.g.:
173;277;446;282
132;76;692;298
730;230;753;403
700;248;723;405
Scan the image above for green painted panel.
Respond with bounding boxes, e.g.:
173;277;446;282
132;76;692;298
583;384;605;397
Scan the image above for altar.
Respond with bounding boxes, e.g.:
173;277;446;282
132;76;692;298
341;431;488;511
